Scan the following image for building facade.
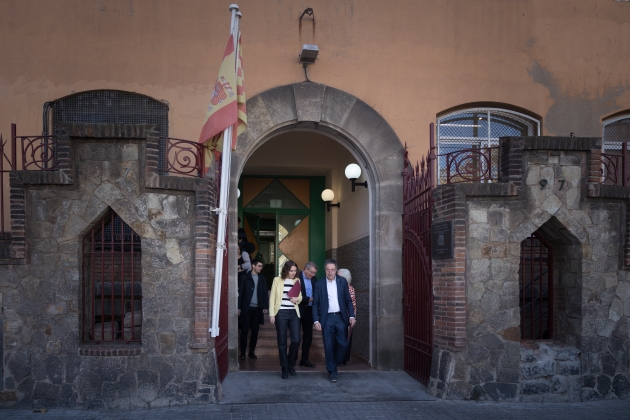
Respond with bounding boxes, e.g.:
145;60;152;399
1;0;630;408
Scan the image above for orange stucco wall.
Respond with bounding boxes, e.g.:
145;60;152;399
1;0;630;163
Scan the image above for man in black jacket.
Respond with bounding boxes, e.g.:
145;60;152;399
297;261;318;367
238;259;269;360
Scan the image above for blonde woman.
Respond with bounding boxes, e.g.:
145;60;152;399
269;260;303;379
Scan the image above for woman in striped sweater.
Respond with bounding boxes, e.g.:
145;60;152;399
269;260;303;379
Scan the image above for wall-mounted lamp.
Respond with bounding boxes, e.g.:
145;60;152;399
237;188;241;198
321;189;340;212
345;164;368;192
299;44;319;82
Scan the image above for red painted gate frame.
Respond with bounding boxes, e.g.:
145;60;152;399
402;123;435;385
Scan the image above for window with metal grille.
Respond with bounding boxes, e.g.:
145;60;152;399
82;211;142;344
519;233;553;340
602;115;630;152
436;108;540;183
49;90;169;172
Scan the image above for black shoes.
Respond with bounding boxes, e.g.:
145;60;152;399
239;354;246;360
288;364;296;376
281;367;288;379
248;353;257;359
299;360;315;368
329;372;338;383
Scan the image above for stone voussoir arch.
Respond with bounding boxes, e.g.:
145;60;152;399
225;82;405;371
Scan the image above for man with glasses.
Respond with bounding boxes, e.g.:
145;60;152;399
297;262;318;367
313;259;355;382
238;259;269;360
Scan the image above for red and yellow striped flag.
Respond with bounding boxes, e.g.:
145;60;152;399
199;34;247;174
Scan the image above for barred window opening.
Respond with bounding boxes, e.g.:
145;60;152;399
602;115;630;151
519;233;553;340
436;108;540;184
82;211;142;344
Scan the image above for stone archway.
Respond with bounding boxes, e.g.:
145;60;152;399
225;83;405;371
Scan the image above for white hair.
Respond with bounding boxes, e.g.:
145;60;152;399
337;268;352;285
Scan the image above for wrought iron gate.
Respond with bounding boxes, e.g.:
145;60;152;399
402;124;435;385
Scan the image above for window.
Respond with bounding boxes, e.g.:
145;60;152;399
436;108;539;183
82;211;142;344
602;115;630;152
519;233;553;340
48;90;169;172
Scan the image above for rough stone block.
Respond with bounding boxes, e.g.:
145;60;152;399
521;380;550;395
558;360;581;376
612;374;630;398
469;366;494;385
483;382;517;401
551;375;567;393
521;361;555;380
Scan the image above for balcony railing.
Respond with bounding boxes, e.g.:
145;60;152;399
160;136;207;178
1;124;58;239
595;142;630;186
438;146;499;184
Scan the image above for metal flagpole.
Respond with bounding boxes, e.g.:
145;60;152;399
209;4;240;338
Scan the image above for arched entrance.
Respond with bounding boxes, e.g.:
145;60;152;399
226;83;405;372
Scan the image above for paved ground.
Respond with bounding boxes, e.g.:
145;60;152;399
220;371;434;404
2;399;630;419
2;371;630;419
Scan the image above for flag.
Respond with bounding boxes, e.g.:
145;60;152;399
199;34;247;175
235;34;247;145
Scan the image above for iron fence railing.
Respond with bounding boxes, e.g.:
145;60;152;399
438;146;499;184
594;141;630;186
161;136;207;178
1;123;58;239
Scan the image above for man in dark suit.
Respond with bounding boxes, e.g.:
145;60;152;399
238;259;269;360
312;258;356;382
297;261;318;367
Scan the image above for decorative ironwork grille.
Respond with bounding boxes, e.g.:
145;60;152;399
1;124;57;239
436;108;539;184
402;124;435;385
519;232;553;340
82;211;142;344
51;90;169;171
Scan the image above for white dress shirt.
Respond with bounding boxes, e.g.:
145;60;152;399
326;278;340;313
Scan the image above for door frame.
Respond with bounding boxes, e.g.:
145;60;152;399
225;83;405;373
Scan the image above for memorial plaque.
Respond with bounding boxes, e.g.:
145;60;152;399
432;220;454;259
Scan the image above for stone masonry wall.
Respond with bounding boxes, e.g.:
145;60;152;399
0;124;220;409
428;137;630;402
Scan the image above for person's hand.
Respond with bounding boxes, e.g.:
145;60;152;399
270;316;275;325
309;297;313;303
237;309;241;316
314;321;322;331
289;297;298;304
350;318;356;328
263;309;268;314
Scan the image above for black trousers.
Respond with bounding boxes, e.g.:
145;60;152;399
240;306;262;356
274;309;301;367
299;304;314;361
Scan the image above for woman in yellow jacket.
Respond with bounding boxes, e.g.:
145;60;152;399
269;260;302;379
